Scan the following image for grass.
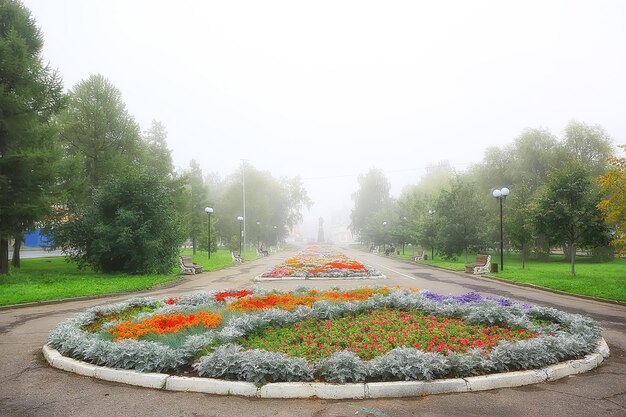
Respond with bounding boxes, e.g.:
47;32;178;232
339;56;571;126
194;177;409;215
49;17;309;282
0;257;178;307
181;248;257;271
352;244;626;302
423;252;626;302
0;248;261;307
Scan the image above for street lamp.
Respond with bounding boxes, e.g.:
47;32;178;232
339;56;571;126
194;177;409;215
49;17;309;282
256;221;260;248
382;221;387;252
428;210;436;260
204;207;213;259
401;216;408;255
273;225;278;246
237;216;244;255
492;187;510;271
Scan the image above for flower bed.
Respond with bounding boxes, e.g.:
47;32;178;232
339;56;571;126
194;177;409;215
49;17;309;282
47;287;601;385
257;247;384;280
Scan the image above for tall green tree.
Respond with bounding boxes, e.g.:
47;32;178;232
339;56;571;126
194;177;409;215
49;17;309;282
57;74;142;205
533;163;610;275
188;159;210;254
0;0;64;274
142;120;173;177
349;168;391;241
504;182;535;268
434;177;488;261
562;121;613;177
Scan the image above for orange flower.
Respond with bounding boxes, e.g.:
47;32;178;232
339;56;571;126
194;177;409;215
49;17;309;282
110;311;222;341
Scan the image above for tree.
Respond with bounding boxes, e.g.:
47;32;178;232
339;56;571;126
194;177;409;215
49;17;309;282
349;168;391;241
142;120;173;177
504;182;535;268
598;145;626;254
214;164;310;248
562;121;613;177
510;128;560;191
188;159;210;254
57;74;142;205
56;170;185;274
0;0;64;274
533;164;610;275
434;177;488;261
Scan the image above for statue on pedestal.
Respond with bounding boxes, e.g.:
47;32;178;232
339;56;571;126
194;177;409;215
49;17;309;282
317;217;325;243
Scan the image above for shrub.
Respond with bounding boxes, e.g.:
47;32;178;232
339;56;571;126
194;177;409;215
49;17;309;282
56;170;186;274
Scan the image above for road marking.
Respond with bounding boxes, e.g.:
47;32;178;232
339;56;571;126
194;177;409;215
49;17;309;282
372;263;416;280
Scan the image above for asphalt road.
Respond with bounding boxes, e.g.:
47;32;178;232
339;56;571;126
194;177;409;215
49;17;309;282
0;246;624;417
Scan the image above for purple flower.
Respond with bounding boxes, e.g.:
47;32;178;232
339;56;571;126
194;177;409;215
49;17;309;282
453;292;483;303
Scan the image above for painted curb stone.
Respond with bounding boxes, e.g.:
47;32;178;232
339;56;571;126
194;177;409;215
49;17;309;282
43;338;609;399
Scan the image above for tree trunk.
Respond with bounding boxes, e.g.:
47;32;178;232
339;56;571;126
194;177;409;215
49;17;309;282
192;236;197;255
0;237;9;275
521;242;525;270
11;235;21;268
570;242;576;276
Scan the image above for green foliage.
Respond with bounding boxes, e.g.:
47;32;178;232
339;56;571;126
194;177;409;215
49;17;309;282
533;163;611;275
213;163;311;247
349;168;392;240
0;0;65;273
57;170;186;274
141;120;173;177
434;177;488;259
56;74;142;205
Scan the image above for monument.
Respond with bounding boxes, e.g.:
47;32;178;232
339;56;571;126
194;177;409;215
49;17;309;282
317;217;325;243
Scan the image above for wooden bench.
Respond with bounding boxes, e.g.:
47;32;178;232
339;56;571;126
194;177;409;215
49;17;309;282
180;256;203;274
413;250;425;261
231;251;244;263
464;254;491;275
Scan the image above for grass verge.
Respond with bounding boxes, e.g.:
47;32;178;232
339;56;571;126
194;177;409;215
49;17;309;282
0;248;261;307
0;257;177;307
352;244;626;302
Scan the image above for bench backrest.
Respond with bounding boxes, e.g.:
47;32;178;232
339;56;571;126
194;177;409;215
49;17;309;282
181;256;194;266
475;254;489;266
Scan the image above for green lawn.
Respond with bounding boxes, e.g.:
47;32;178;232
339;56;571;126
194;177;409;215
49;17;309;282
352;244;626;302
0;257;177;306
0;248;260;307
423;253;626;302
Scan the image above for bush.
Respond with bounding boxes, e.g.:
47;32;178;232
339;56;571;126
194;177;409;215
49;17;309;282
57;171;185;274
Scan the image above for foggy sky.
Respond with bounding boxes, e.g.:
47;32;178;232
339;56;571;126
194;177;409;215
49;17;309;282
22;0;626;239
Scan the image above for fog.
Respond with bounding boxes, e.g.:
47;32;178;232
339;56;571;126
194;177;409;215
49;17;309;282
23;0;626;241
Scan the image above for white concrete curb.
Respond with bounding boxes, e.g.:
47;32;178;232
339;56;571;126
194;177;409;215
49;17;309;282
42;338;609;399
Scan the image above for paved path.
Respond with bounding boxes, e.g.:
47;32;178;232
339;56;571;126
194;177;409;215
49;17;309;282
1;246;624;417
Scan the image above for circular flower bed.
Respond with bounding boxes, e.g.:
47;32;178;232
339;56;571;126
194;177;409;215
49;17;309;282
47;287;602;385
256;247;384;280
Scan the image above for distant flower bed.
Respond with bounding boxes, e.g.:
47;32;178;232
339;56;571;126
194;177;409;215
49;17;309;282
258;247;384;279
48;287;601;385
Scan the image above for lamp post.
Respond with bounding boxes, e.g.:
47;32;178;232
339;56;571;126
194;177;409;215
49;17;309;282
382;221;387;252
428;210;436;260
273;225;278;247
204;207;213;259
256;221;260;248
401;216;407;255
237;216;244;255
492;187;510;271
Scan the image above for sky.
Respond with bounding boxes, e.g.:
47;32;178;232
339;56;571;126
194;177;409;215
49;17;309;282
22;0;626;239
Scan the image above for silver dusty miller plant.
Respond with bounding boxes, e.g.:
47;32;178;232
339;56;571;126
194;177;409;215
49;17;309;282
48;287;602;383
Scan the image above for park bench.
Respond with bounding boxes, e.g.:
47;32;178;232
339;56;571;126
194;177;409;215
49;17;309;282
413;250;425;261
180;256;203;274
231;251;244;263
464;254;491;275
